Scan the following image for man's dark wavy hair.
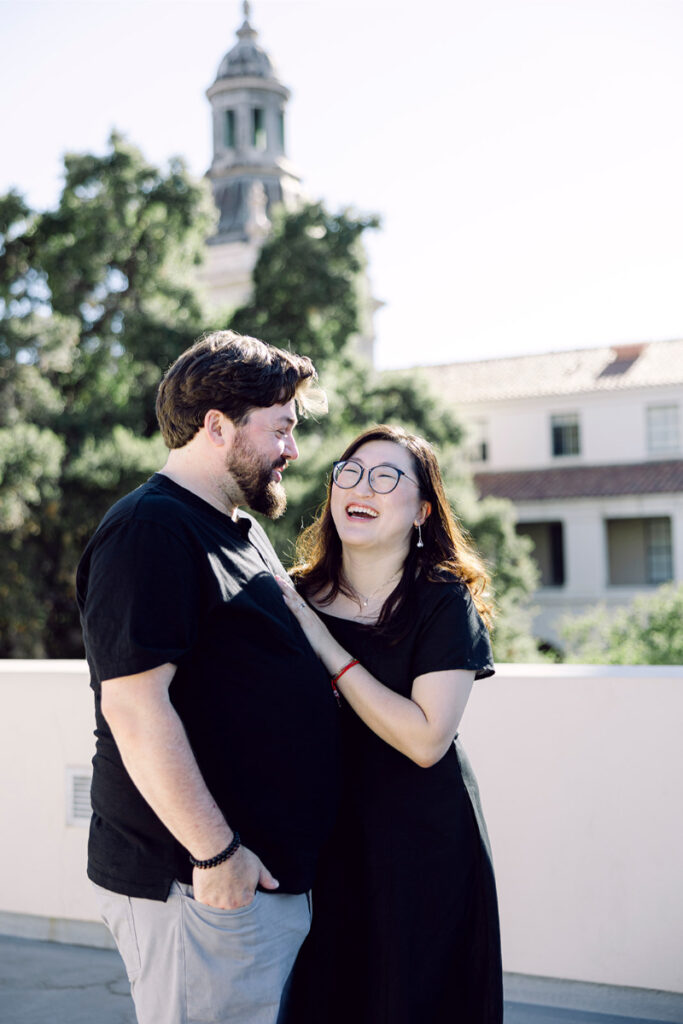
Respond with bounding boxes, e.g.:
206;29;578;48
156;330;326;449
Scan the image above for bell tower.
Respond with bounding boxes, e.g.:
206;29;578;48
198;2;304;310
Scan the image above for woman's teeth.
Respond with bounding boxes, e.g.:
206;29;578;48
347;505;378;519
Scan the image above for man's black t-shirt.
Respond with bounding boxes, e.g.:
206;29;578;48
76;473;339;900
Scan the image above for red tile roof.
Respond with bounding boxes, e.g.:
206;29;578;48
474;460;683;501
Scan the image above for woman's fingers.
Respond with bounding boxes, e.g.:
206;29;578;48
274;574;294;598
274;575;306;614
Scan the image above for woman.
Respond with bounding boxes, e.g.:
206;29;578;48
277;425;503;1024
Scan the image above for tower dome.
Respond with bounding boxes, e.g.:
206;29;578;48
216;4;275;80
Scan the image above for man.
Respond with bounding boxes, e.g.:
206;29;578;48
76;330;338;1024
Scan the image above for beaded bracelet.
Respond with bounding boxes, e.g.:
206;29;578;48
189;831;241;869
330;658;359;706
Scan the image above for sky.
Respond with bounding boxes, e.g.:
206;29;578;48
1;0;683;370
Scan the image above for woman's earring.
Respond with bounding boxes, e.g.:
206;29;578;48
415;522;424;548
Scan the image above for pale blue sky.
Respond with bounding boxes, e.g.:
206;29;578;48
2;0;682;369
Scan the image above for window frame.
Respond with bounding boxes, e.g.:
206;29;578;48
515;520;566;588
223;109;236;149
464;417;489;464
251;107;266;150
646;404;679;456
605;516;673;586
550;412;581;458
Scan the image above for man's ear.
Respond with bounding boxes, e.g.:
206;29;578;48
203;409;234;448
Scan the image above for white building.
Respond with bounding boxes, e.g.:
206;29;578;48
416;339;683;647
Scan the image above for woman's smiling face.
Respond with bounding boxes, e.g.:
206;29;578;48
330;439;429;554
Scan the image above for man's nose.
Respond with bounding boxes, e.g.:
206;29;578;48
284;434;299;461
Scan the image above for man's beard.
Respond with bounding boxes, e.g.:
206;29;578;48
224;430;287;519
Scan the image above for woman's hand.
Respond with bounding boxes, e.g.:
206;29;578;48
275;575;346;670
275;577;473;767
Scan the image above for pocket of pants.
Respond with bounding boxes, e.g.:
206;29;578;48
176;882;262;920
179;888;269;1023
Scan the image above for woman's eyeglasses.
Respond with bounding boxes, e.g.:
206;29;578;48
332;460;419;495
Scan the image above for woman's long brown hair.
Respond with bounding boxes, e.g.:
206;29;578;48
290;425;493;632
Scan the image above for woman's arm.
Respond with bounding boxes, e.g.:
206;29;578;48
277;578;474;768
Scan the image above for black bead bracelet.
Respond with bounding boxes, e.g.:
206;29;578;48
189;832;241;869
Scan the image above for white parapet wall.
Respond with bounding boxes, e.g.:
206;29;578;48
460;663;683;994
1;660;682;992
0;661;103;943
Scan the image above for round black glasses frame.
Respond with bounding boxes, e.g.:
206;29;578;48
332;459;419;495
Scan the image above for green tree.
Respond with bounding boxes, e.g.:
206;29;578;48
1;143;539;660
229;203;541;661
560;583;683;664
0;133;214;655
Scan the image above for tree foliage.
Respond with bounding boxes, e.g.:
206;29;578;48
560;584;683;664
0;139;539;660
0;133;214;655
228;203;541;661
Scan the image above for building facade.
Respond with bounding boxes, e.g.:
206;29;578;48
417;340;683;646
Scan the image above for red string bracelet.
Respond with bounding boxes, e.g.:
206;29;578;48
330;658;359;706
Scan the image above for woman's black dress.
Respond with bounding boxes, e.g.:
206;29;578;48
284;578;503;1024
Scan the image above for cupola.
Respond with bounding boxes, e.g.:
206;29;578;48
205;1;302;243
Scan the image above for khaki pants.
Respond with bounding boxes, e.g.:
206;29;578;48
92;881;311;1024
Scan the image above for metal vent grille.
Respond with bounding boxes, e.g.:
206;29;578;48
66;766;92;826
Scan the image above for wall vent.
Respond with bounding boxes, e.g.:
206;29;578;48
66;766;92;827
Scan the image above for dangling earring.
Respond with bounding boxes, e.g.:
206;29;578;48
415;522;424;548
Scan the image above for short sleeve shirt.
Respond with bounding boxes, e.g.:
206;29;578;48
77;474;339;899
315;577;494;856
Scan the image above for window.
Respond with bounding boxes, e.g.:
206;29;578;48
646;519;673;583
278;110;285;149
647;405;679;455
251;107;266;149
224;109;236;149
464;418;489;463
516;521;565;586
551;413;580;457
606;517;672;585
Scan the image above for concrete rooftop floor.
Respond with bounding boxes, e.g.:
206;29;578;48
1;934;682;1024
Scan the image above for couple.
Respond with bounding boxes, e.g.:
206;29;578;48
77;330;503;1024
